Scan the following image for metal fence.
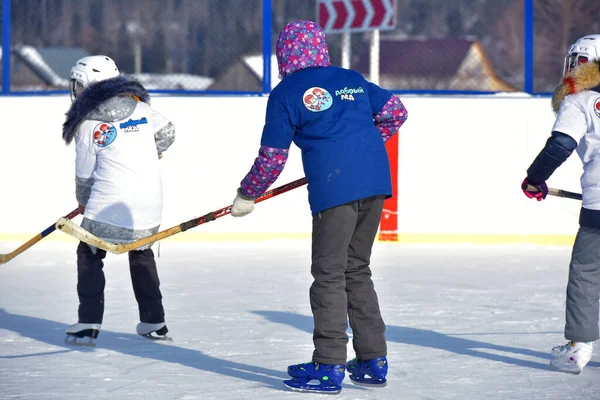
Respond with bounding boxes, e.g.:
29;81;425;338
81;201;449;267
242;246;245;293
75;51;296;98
1;0;599;96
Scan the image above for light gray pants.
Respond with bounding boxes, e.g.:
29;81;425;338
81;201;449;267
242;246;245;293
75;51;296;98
565;226;600;342
310;196;387;365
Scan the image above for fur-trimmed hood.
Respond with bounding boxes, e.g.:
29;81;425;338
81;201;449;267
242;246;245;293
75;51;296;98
63;75;150;144
552;60;600;113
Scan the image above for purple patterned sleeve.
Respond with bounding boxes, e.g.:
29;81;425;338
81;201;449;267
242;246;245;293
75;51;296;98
239;146;289;198
374;95;408;143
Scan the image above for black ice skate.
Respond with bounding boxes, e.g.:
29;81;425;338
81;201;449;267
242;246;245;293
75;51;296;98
136;322;171;341
65;323;101;347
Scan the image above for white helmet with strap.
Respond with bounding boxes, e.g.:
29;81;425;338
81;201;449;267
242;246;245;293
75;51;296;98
70;55;119;101
563;34;600;76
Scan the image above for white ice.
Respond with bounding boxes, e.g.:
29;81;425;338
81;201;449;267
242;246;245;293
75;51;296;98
0;240;599;399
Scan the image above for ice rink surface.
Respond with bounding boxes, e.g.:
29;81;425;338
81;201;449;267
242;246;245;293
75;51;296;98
0;240;599;399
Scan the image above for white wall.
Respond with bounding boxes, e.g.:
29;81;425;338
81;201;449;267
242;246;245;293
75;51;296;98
396;96;581;237
0;95;583;242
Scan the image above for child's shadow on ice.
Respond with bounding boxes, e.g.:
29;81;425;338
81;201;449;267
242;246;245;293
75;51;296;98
251;310;600;371
0;308;286;390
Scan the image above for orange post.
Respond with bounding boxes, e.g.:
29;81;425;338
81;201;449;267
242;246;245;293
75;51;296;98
379;133;398;241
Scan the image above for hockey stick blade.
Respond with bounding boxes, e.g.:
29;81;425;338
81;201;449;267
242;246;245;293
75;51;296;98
0;208;80;265
55;177;308;254
525;184;582;201
56;218;123;253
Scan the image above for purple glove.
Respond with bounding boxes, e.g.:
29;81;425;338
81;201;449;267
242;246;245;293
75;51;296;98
521;178;548;201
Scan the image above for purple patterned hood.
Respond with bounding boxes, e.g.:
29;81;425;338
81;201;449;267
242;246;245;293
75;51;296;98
276;20;331;79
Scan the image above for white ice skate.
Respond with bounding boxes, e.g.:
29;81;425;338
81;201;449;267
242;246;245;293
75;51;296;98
65;323;101;347
550;341;594;374
136;322;171;341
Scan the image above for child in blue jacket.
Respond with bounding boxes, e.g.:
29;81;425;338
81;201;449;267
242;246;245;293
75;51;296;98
231;20;407;394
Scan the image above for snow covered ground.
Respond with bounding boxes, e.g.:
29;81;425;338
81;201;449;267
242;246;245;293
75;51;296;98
0;240;598;399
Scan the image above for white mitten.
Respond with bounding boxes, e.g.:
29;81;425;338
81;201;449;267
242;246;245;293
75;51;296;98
231;189;255;217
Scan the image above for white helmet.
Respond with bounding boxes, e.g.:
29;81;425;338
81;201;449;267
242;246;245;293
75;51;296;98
70;55;119;101
563;34;600;76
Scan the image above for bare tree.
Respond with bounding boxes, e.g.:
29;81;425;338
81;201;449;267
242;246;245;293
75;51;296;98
534;0;600;91
6;0;600;91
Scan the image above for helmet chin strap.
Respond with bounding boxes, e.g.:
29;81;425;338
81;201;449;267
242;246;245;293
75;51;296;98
70;80;86;102
70;80;78;102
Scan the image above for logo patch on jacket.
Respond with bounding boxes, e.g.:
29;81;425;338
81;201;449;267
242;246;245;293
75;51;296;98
303;87;333;112
335;86;364;101
120;117;148;132
92;123;117;147
595;98;600;118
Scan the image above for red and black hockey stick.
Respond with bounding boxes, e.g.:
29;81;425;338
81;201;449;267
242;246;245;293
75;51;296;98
547;188;582;200
56;177;308;254
0;208;80;265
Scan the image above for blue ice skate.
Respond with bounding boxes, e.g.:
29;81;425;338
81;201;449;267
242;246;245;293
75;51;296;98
283;361;345;394
347;356;388;387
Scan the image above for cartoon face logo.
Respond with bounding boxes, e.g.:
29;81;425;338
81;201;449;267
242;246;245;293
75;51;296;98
595;98;600;118
92;123;117;147
302;87;333;112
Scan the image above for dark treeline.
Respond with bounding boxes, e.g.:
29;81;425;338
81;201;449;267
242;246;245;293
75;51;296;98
6;0;600;91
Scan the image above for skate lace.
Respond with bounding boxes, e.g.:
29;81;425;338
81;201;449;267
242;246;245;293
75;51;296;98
554;341;574;354
555;341;594;358
564;341;575;350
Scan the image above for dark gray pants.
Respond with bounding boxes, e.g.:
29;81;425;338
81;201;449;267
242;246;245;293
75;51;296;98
310;196;387;365
565;226;600;342
76;241;165;324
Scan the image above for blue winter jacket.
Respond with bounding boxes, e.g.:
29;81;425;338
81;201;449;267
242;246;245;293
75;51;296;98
261;66;394;214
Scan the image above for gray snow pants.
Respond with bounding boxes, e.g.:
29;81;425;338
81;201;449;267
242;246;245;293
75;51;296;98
565;226;600;342
310;195;387;365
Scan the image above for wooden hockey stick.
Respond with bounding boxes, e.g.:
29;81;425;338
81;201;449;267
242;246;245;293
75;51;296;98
55;177;308;254
0;208;80;265
526;184;582;200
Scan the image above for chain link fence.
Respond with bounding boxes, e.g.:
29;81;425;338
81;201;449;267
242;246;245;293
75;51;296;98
279;0;521;93
0;0;3;90
2;0;600;94
533;0;600;92
6;0;263;92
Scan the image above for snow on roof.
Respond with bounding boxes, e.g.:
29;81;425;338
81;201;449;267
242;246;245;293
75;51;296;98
13;45;69;87
242;54;281;89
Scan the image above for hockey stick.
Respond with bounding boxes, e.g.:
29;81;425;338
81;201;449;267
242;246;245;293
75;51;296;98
526;184;582;200
0;208;80;265
548;188;582;200
55;177;308;254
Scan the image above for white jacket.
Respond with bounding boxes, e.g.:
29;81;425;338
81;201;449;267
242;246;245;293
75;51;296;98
75;101;170;230
63;76;175;244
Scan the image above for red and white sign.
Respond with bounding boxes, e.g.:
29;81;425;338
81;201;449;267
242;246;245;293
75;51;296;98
317;0;396;33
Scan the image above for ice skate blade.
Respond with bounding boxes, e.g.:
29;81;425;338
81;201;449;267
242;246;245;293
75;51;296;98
550;363;582;375
139;333;173;342
65;335;96;347
349;376;387;387
283;380;341;395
